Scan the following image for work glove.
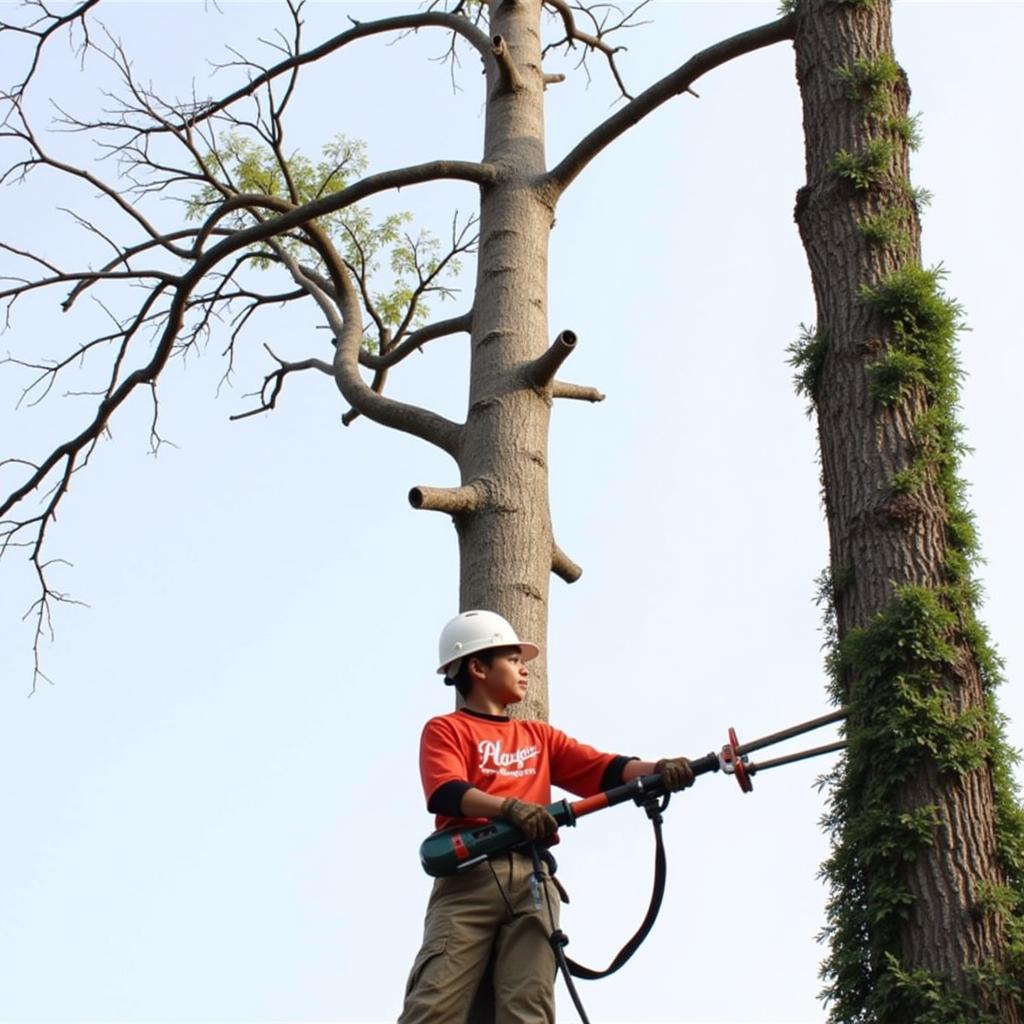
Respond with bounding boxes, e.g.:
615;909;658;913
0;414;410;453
500;797;558;842
655;756;695;792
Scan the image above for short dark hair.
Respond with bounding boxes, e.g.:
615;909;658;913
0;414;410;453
450;647;498;698
449;644;525;698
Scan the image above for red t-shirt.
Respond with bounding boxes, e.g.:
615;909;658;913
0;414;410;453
420;708;619;831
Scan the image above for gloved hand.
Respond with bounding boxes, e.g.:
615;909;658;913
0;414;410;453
500;797;559;841
655;756;695;792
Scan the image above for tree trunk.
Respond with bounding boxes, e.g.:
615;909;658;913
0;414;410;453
793;1;1022;1020
458;0;556;723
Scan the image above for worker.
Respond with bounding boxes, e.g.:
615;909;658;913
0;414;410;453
398;609;695;1024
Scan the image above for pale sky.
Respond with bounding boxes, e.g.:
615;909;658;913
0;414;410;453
1;3;1022;1022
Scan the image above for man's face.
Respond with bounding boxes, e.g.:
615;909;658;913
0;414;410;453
475;647;528;706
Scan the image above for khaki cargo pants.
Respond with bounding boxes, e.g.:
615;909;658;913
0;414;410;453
398;850;560;1024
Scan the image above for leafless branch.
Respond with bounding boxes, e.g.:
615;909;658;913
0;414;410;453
530;329;577;388
408;482;486;515
340;364;388;427
0;0;100;99
541;0;652;100
147;10;492;134
265;216;463;456
362;310;472;371
547;12;796;197
1;100;195;258
0;1;496;679
229;345;333;421
552;544;582;583
490;35;524;93
551;381;605;402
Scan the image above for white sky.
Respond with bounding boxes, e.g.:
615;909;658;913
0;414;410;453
1;2;1022;1022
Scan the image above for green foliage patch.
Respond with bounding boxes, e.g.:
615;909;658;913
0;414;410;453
861;265;963;404
859;207;912;252
818;584;1022;1023
787;323;828;408
835;54;900;115
887;113;923;151
830;139;896;192
187;132;468;350
796;153;1024;1021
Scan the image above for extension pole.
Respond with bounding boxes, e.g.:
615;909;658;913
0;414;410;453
748;740;846;775
734;708;847;758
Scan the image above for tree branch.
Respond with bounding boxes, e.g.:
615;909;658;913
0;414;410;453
2;0;100;99
229;346;333;421
165;11;493;131
541;0;650;100
363;310;472;370
268;224;463;457
552;544;582;583
195;160;496;263
491;35;524;93
547;13;796;197
409;482;485;515
551;381;605;402
529;329;577;388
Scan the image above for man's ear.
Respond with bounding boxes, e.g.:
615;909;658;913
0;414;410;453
467;656;488;683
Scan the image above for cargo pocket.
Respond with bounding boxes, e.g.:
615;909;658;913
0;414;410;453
404;936;449;999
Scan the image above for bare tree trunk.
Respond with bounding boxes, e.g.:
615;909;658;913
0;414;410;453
793;1;1021;1020
458;0;556;722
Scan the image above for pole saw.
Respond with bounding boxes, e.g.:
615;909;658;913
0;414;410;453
417;707;848;1024
419;706;847;876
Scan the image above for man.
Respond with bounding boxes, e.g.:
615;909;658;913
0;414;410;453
399;610;693;1024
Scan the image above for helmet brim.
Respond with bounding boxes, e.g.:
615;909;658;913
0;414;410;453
436;640;540;676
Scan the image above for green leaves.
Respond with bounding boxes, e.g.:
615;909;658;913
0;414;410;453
835;53;900;116
830;139;896;191
787;323;827;409
859;207;912;252
187;132;471;349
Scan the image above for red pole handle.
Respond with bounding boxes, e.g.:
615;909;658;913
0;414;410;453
723;727;753;793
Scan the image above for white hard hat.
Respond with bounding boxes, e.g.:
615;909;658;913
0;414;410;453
436;609;540;678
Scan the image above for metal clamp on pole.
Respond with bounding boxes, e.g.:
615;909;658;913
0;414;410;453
719;708;848;794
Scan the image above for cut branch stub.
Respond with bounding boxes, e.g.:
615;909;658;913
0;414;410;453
530;329;577;388
552;544;582;584
491;35;525;93
552;381;605;403
409;482;485;516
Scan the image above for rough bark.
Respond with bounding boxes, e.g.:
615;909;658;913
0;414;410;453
454;0;557;722
794;1;1016;1018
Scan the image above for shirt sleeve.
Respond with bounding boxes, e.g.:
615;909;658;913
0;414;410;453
419;716;472;809
546;724;620;798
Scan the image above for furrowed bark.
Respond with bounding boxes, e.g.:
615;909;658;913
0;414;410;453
794;1;1016;1018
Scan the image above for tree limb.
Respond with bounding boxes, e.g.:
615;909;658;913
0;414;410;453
195;160;496;262
1;0;100;99
541;0;650;100
546;13;796;197
529;329;577;388
409;482;486;515
266;221;463;457
229;347;333;421
491;35;524;93
552;544;582;583
162;11;493;131
551;381;605;402
362;310;472;371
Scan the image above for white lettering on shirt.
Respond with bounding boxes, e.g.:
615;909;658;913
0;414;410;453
478;739;540;776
